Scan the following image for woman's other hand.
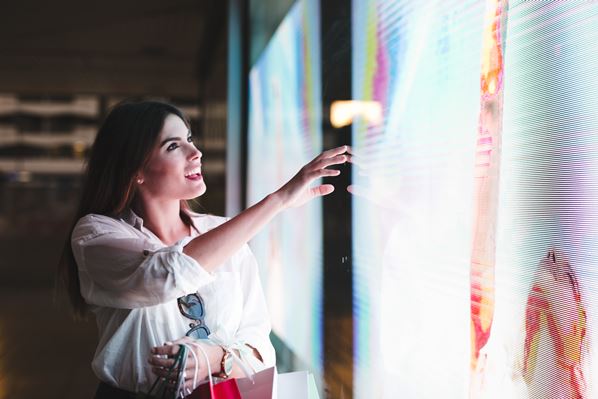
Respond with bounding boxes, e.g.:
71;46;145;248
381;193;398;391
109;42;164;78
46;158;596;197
149;337;223;393
274;145;352;209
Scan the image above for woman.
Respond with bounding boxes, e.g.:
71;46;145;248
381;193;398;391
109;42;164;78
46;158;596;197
58;100;350;397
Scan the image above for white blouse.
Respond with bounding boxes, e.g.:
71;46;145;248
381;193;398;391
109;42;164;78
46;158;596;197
71;209;275;393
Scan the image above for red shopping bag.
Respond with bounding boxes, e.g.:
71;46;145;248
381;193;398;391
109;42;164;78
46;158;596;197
187;377;242;399
179;342;242;399
188;366;276;399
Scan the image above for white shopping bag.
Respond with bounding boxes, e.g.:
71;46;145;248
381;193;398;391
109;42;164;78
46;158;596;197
235;366;277;399
277;371;320;399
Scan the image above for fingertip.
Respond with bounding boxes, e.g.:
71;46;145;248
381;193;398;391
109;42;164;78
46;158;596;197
315;184;334;197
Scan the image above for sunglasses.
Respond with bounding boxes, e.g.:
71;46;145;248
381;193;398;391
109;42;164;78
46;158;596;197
177;293;211;339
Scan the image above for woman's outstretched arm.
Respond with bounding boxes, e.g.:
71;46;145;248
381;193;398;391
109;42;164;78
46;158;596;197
183;145;351;271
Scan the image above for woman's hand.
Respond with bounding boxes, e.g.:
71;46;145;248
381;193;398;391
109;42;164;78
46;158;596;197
274;145;352;209
149;337;223;394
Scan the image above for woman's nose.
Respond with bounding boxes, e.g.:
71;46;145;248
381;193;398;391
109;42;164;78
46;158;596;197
189;146;202;161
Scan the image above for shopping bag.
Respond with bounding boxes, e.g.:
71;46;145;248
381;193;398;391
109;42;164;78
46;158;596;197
188;365;275;399
187;378;242;399
235;366;277;399
180;342;242;399
277;370;320;399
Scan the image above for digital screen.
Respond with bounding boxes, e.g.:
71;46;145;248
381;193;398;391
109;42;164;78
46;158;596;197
247;0;323;374
352;1;598;398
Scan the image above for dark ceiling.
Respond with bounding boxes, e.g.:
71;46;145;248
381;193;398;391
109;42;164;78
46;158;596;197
0;0;227;98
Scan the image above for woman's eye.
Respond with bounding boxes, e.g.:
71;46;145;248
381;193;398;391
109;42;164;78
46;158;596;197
187;136;193;143
167;143;179;152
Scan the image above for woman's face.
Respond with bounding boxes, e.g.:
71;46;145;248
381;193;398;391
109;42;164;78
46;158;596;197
138;113;205;201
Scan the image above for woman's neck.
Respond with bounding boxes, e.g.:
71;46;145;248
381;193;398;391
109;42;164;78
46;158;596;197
134;198;190;246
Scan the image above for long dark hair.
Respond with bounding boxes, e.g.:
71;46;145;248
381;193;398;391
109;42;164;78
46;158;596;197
57;100;197;318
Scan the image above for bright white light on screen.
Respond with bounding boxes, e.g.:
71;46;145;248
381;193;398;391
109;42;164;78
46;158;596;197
330;100;383;128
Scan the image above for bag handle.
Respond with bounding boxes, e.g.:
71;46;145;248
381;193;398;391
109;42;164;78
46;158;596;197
227;343;257;381
181;341;216;398
145;344;188;399
154;338;258;398
179;343;200;397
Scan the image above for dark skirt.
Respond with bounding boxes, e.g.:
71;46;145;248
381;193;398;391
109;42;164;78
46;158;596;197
94;381;138;399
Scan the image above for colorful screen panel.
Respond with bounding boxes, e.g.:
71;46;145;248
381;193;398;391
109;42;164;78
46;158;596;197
247;0;323;374
352;0;598;398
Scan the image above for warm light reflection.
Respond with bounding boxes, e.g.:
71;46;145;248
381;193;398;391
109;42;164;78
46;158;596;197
73;141;86;159
17;170;31;183
330;100;382;128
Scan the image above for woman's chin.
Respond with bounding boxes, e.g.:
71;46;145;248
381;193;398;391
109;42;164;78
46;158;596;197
185;185;207;200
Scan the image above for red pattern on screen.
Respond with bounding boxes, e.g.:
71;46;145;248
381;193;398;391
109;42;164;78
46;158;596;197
523;250;587;398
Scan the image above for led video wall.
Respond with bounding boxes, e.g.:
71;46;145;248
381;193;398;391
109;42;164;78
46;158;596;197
352;0;598;398
247;0;323;374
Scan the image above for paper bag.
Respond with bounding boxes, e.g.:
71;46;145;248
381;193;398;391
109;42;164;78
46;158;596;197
235;366;277;399
277;371;320;399
187;377;242;399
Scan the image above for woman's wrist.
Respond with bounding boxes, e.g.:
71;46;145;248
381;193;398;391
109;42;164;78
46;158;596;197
188;341;225;375
266;191;286;212
203;343;225;374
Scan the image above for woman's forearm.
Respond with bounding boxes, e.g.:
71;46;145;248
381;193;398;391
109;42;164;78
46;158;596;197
183;193;284;271
184;145;350;271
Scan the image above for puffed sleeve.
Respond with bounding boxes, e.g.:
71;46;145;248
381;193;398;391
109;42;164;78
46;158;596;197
71;214;214;309
231;244;276;368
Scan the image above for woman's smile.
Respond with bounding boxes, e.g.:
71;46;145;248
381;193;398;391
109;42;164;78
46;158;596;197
185;172;203;181
185;166;203;180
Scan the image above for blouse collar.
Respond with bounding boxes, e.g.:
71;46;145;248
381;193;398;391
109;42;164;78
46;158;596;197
122;208;144;231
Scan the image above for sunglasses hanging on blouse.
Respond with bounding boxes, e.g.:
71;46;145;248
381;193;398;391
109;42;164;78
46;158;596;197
177;293;211;339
